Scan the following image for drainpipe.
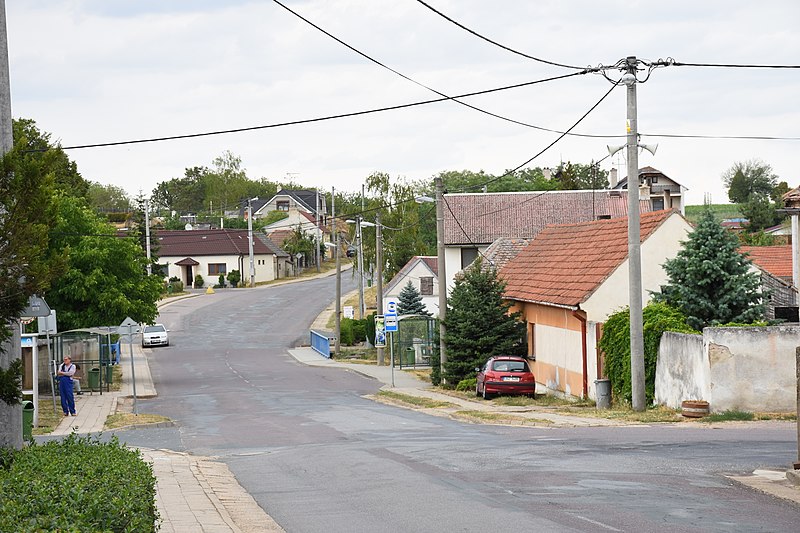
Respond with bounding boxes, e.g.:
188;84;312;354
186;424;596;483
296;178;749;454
572;309;589;399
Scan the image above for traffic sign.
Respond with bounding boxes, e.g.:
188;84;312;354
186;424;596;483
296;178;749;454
385;314;398;332
386;300;397;315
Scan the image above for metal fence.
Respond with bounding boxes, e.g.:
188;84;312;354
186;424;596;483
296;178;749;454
310;329;334;358
390;315;436;368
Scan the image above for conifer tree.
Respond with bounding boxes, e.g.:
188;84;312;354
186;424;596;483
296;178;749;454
396;280;431;316
654;208;765;329
443;261;526;385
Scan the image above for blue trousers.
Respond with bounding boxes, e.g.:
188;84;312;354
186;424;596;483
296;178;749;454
58;377;75;415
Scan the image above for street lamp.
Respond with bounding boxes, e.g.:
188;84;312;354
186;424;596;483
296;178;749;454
246;197;259;288
415;177;447;383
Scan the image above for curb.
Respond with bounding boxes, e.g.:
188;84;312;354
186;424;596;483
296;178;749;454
108;420;175;432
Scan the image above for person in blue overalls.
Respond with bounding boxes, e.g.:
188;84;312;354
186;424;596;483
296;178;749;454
57;356;77;416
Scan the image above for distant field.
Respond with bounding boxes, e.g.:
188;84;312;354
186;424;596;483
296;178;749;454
684;204;741;224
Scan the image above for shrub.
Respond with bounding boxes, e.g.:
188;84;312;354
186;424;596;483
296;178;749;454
218;274;226;288
352;319;366;344
0;434;158;532
365;312;376;345
456;378;477;392
599;302;697;405
227;269;241;288
193;274;204;288
168;280;184;293
340;318;355;346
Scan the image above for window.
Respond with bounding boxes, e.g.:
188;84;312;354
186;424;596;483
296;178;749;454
208;263;226;275
651;198;665;210
277;200;290;211
420;276;433;295
460;247;479;269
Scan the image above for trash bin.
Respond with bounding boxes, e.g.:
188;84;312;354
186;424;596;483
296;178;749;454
22;400;34;441
103;364;113;385
595;378;611;409
88;367;100;391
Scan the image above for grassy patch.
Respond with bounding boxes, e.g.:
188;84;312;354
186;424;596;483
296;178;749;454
453;410;552;426
696;410;754;423
405;368;432;383
376;390;455;409
104;412;171;430
685;203;741;224
333;346;377;363
555;404;682;423
32;401;63;435
754;412;796;421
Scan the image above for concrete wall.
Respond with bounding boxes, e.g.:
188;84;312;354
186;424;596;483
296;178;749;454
656;325;800;413
443;245;488;297
705;326;799;413
655;332;707;408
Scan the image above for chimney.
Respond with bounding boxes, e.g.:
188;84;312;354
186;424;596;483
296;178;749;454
610;168;618;188
543;167;552;180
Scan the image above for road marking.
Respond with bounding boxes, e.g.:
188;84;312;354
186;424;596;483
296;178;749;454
572;514;622;531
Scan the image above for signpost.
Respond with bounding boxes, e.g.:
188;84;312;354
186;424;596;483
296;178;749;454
119;317;140;414
385;301;398;387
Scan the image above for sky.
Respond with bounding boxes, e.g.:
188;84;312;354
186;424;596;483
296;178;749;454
6;1;800;206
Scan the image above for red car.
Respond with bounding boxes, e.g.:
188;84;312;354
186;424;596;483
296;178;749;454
475;356;536;400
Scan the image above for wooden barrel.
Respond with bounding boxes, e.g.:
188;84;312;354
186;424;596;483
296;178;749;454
681;400;710;418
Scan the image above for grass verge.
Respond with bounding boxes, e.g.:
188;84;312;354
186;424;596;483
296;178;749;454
104;412;171;430
376;390;455;409
452;410;552;426
554;404;682;423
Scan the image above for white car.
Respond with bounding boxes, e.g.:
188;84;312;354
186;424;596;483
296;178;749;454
142;324;169;347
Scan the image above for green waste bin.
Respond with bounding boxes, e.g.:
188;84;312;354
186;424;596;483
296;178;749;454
88;367;100;391
22;400;34;441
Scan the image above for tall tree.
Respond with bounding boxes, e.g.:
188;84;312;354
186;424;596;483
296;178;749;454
87;181;131;212
653;208;765;329
442;261;526;385
396;281;431;316
44;195;162;331
722;159;778;204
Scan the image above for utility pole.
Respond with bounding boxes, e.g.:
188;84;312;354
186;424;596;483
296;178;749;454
0;0;22;450
315;190;321;273
624;56;646;412
435;177;448;383
376;211;384;365
356;216;365;320
144;198;152;276
247;199;255;288
333;187;341;356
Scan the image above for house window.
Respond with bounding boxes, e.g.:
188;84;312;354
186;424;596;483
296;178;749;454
461;247;479;269
208;263;227;275
651;198;665;210
528;323;536;360
153;264;168;277
596;214;611;220
277;200;290;212
420;276;433;295
651;176;659;184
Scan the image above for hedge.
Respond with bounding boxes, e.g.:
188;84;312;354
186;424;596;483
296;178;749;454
0;434;158;532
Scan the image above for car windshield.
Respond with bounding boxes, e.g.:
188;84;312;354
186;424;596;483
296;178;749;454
144;325;165;333
491;360;528;372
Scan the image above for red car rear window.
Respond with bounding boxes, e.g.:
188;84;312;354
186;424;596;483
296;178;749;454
491;360;528;372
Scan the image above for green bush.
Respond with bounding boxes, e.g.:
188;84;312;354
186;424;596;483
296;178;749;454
352;319;366;344
168;279;184;293
456;378;477;392
365;312;376;345
218;274;226;288
0;434;158;532
194;274;204;288
227;269;241;288
599;302;697;405
340;318;355;346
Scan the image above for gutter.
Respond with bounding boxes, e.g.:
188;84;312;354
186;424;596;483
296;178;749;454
572;309;589;399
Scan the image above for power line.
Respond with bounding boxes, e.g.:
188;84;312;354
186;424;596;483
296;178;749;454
40;74;587;152
460;81;619;192
641;132;800;141
413;0;589;71
670;60;800;69
270;0;614;139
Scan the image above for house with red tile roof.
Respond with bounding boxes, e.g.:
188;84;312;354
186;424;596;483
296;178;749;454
383;256;439;316
499;209;692;400
739;245;798;320
157;229;289;288
441;189;652;294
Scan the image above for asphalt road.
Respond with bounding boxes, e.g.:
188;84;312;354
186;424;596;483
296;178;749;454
116;275;800;532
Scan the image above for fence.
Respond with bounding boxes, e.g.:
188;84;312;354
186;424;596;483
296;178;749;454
391;315;436;368
310;330;334;358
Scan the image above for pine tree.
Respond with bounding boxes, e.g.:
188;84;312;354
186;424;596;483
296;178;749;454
443;261;526;385
396;280;431;316
653;208;765;330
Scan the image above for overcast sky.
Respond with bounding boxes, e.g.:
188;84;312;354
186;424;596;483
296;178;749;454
7;1;800;205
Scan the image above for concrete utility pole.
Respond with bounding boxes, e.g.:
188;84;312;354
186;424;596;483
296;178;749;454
247;199;256;288
333;188;341;356
435;177;448;383
0;0;23;450
356;216;365;320
376;211;384;366
624;56;646;412
144;198;152;276
315;190;321;273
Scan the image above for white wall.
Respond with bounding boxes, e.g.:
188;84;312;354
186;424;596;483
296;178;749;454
655;332;707;408
443;245;488;296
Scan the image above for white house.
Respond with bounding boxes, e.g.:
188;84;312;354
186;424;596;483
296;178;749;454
156;229;289;288
383;256;439;317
